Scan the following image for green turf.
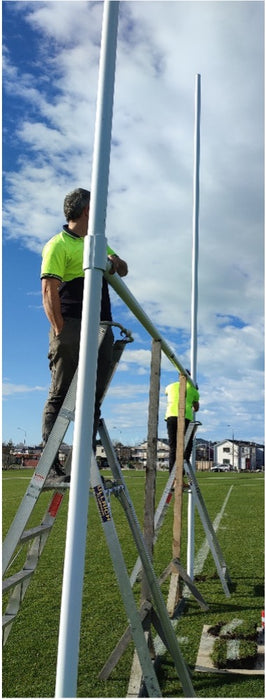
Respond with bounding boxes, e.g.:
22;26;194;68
2;469;265;697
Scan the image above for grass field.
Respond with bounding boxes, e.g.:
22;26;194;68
2;468;265;698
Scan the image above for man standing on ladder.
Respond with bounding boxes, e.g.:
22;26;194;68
41;187;128;483
165;371;200;478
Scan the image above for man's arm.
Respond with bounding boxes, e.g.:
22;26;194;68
42;277;64;336
108;254;128;277
192;400;199;412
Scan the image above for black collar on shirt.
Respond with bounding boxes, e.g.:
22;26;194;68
63;224;82;240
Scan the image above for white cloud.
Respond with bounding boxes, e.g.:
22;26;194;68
3;383;46;397
2;1;264;444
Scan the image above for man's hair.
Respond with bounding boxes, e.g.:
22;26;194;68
63;188;91;221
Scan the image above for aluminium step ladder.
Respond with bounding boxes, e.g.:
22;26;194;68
94;419;195;697
3;334;196;696
2;323;132;645
129;423;196;587
130;421;231;597
184;449;231;597
98;421;231;688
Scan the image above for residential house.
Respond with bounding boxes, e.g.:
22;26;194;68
214;440;264;471
131;439;169;470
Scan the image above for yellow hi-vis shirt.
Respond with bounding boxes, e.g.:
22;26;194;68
165;381;199;421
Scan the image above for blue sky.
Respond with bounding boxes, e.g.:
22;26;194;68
2;0;264;449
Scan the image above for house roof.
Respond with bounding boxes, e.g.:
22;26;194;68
215;439;264;448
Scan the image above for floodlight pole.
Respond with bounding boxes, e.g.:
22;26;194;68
55;2;120;696
187;74;201;579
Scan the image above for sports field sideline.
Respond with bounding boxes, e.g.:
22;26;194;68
2;468;265;698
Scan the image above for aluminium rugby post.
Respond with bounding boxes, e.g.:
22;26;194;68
187;73;201;579
55;2;120;697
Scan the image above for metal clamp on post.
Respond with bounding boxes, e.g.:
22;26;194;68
83;233;108;272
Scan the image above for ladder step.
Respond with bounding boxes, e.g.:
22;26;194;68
2;569;33;593
20;523;52;543
43;482;70;491
2;613;17;628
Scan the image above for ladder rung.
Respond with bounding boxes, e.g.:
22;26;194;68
43;482;70;491
2;613;17;628
20;523;52;543
2;569;33;593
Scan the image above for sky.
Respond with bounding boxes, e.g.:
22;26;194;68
2;0;264;450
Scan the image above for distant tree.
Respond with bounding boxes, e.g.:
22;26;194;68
2;440;15;470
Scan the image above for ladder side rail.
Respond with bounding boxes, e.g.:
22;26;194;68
99;600;152;681
171;558;209;611
99;563;173;680
20;488;66;572
184;458;230;574
2;323;112;575
129;422;199;587
99;328;133;403
99;421;195;697
117;484;194;696
128;469;175;587
100;339;126;402
58;334;130;479
3;576;32;645
3;503;61;643
2;326;128;646
3;487;66;644
90;455;161;697
184;461;231;596
129;412;230;600
2;374;77;574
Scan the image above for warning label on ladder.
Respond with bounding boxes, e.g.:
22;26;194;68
94;484;111;523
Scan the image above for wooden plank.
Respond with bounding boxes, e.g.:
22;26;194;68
127;630;156;698
127;648;143;697
142;339;161;602
127;340;161;696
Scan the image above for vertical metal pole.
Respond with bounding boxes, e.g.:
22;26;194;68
187;74;201;579
55;2;119;696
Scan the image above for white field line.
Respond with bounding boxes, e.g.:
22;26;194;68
2;477;32;481
190;484;233;580
153;485;234;656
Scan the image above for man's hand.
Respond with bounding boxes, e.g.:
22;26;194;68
108;254;128;277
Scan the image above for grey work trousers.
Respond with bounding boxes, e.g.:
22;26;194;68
42;318;114;447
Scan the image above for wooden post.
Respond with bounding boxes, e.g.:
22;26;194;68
167;373;186;616
127;339;161;695
142;339;161;592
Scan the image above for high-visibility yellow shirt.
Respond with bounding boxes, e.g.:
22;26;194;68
41;226;115;320
165;381;199;421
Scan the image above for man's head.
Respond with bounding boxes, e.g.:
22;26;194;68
64;188;90;221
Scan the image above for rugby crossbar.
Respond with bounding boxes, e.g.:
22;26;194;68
104;268;196;387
